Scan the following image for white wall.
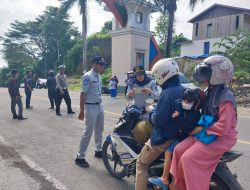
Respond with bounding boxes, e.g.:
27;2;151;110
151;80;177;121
110;28;151;86
180;38;226;57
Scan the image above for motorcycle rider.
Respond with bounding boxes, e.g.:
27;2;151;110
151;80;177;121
170;55;237;190
135;58;185;190
127;65;159;108
148;88;205;189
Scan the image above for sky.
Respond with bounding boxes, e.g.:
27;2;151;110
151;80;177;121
0;0;250;67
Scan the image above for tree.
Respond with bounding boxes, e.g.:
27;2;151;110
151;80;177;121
59;0;102;73
155;13;170;46
65;21;111;74
171;33;189;57
1;6;79;78
155;14;188;56
154;0;205;57
213;30;250;73
100;21;112;34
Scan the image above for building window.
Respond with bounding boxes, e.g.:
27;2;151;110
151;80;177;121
136;12;143;24
136;52;145;66
236;15;240;30
195;23;199;36
206;23;212;38
204;42;210;55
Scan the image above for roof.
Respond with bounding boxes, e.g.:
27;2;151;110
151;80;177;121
189;4;250;23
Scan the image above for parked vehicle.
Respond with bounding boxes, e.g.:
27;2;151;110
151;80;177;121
102;86;110;94
178;73;196;89
20;83;25;88
36;78;47;89
102;105;243;190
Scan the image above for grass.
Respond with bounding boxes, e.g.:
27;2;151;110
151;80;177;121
68;75;81;91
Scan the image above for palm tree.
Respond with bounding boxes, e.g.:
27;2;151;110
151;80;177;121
154;0;205;58
59;0;102;72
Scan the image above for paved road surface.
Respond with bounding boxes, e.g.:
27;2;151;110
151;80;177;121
0;88;249;190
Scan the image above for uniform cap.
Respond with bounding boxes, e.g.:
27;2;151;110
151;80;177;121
133;65;145;76
59;65;66;69
92;56;108;66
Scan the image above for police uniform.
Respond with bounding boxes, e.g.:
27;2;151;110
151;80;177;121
55;65;74;115
76;64;104;160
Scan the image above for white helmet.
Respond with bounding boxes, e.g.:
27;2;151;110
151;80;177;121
151;58;180;86
193;55;234;85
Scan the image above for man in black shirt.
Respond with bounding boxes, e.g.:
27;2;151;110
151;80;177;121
46;70;57;109
8;69;27;120
24;70;33;109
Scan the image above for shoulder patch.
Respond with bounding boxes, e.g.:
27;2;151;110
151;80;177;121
83;77;90;86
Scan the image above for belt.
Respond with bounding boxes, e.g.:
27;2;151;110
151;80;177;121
85;102;100;105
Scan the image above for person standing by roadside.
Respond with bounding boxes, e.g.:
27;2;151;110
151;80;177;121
55;65;75;116
46;70;57;109
75;56;107;168
113;75;119;90
124;73;130;96
8;69;27;120
33;74;39;89
109;77;117;98
24;70;33;109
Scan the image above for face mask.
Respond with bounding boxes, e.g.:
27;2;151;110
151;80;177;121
182;101;193;110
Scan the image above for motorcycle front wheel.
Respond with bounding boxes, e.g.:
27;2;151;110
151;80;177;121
102;140;127;179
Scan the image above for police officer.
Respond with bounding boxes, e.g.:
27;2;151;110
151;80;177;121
55;65;75;116
8;69;27;120
46;70;56;109
127;65;159;108
24;70;33;109
75;56;107;168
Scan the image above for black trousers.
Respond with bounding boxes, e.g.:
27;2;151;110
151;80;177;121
125;86;128;96
56;89;73;113
48;89;56;108
25;90;32;108
11;97;23;117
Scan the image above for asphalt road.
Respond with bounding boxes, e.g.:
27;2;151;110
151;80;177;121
0;88;249;190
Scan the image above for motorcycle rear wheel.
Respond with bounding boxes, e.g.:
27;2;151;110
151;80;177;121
102;140;127;179
210;174;230;190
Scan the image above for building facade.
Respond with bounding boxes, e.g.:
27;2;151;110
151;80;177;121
181;4;250;57
103;0;161;86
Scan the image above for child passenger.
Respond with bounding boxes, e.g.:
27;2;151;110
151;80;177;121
149;88;205;189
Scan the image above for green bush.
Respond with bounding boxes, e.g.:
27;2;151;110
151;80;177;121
186;64;196;82
234;70;250;85
102;68;112;87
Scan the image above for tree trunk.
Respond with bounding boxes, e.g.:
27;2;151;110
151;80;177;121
56;37;60;63
165;8;174;58
82;8;87;73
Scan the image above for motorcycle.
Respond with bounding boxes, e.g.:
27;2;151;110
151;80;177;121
102;105;244;190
